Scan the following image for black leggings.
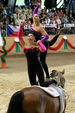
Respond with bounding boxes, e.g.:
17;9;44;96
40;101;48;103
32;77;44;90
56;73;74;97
40;50;50;78
28;62;44;86
28;61;56;87
28;61;57;87
28;63;56;87
40;34;60;78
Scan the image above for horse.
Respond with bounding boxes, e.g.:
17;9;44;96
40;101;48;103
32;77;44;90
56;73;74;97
6;69;66;113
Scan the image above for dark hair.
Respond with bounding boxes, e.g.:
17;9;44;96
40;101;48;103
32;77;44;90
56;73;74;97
27;30;41;42
27;30;36;36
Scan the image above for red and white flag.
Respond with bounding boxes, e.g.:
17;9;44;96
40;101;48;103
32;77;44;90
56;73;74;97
6;25;20;37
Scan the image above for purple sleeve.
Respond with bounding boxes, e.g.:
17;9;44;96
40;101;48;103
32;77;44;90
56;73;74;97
33;5;39;16
41;34;49;43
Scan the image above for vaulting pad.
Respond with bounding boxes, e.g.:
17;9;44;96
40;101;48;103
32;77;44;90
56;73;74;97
31;85;60;97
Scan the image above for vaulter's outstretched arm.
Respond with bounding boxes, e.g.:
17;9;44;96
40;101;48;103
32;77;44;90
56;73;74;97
33;3;40;16
40;27;65;45
41;34;49;43
33;5;39;16
18;22;26;48
18;25;23;40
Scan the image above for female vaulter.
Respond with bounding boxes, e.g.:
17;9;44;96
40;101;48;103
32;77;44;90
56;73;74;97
18;22;58;87
31;2;65;79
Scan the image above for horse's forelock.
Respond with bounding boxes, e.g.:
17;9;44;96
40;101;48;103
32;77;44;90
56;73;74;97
50;70;57;78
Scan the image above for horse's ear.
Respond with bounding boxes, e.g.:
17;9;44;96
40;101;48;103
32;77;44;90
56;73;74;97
62;69;65;74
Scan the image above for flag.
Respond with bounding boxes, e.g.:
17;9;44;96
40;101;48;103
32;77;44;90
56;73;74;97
0;28;3;46
6;25;20;37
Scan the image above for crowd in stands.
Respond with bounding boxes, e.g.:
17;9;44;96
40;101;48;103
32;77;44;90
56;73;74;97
0;1;75;34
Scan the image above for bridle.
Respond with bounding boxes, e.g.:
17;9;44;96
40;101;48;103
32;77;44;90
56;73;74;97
52;72;65;88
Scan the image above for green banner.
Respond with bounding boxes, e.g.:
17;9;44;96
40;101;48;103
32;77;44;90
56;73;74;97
16;42;20;52
64;40;68;50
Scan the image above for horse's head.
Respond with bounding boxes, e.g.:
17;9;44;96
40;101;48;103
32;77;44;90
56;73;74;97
50;69;65;88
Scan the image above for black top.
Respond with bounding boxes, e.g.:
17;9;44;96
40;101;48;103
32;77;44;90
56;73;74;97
24;48;40;66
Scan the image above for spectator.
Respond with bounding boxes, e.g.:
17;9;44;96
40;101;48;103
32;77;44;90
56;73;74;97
17;6;22;15
23;6;29;17
3;7;7;15
0;21;3;29
56;15;61;28
0;3;3;13
13;11;19;20
64;8;69;16
6;5;13;15
64;0;69;8
7;10;12;20
40;12;46;23
63;14;69;23
51;16;56;24
45;15;50;25
15;17;20;26
0;1;75;34
58;9;64;17
24;0;30;8
3;14;8;25
69;9;73;16
27;10;32;19
50;16;56;34
19;16;25;25
20;10;26;20
9;15;15;25
68;14;75;23
47;9;53;18
1;10;4;18
53;10;57;17
28;7;32;14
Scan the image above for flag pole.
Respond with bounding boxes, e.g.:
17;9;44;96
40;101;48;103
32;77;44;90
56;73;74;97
1;30;8;68
0;27;3;46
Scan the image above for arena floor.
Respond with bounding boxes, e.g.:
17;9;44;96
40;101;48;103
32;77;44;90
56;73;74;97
0;52;75;113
